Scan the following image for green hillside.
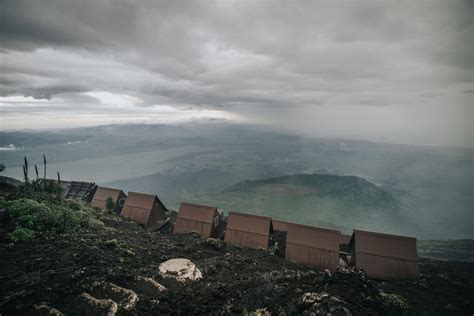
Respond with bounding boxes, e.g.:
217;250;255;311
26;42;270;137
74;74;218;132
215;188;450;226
190;173;404;235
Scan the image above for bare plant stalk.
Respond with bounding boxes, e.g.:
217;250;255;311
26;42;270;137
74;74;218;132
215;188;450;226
43;155;47;181
23;156;29;182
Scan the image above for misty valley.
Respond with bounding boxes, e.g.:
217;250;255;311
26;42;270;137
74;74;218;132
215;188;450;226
1;123;472;241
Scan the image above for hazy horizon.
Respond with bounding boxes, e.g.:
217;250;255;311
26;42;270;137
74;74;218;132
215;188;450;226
1;121;473;150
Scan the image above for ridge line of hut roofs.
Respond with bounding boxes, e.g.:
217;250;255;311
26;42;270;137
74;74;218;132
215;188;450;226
67;181;420;281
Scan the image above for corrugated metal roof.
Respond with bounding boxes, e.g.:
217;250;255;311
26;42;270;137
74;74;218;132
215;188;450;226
173;202;222;238
224;211;273;249
272;220;288;232
226;212;272;236
178;202;217;224
91;186;126;211
352;229;419;280
92;187;123;203
286;223;341;271
123;192;156;210
64;181;96;201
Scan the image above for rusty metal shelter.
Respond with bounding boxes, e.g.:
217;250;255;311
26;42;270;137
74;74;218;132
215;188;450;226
91;186;127;213
120;192;167;229
173;202;225;238
350;229;419;280
272;220;288;232
64;181;96;202
285;223;341;271
224;211;273;249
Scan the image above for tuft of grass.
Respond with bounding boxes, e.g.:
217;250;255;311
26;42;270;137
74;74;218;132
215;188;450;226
105;238;119;248
381;293;412;312
190;230;201;238
88;218;105;228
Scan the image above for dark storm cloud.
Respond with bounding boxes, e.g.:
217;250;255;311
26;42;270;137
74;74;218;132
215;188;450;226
0;0;472;146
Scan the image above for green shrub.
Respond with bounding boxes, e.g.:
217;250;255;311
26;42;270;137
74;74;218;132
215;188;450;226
14;180;64;205
88;218;105;228
8;199;52;232
8;227;35;242
382;293;412;312
0;196;7;209
105;238;118;248
105;197;115;212
67;200;82;212
6;198;88;242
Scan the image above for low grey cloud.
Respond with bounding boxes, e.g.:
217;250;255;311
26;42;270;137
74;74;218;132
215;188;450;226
0;0;472;146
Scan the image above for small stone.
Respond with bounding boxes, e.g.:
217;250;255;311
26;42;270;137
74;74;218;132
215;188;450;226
320;293;330;300
205;238;223;250
136;276;167;292
90;282;138;310
445;304;456;311
329;296;344;304
343;307;352;316
33;304;64;316
78;293;118;316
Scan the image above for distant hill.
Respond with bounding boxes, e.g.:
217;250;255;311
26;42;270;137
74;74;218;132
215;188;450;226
190;173;402;234
417;239;474;262
224;173;398;209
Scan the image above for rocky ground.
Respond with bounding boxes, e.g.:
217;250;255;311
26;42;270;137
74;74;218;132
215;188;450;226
0;210;473;315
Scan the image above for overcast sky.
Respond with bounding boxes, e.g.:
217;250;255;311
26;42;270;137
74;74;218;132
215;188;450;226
0;0;472;147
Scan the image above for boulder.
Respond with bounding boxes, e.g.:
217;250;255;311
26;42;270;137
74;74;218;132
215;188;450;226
159;258;203;282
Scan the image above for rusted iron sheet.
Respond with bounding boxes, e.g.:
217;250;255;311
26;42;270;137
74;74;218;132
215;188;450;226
352;229;419;280
224;211;272;249
339;234;352;245
272;220;288;232
174;202;223;238
120;192;167;229
286;223;341;271
90;186;126;212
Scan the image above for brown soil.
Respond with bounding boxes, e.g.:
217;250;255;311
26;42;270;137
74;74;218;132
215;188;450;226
0;212;473;315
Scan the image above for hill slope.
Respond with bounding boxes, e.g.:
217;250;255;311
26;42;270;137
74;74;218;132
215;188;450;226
192;173;403;235
224;174;398;209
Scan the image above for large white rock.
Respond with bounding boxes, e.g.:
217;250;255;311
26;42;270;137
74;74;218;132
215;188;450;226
159;258;203;282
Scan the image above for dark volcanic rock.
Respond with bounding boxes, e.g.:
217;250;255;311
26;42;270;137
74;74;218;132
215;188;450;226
0;211;473;315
